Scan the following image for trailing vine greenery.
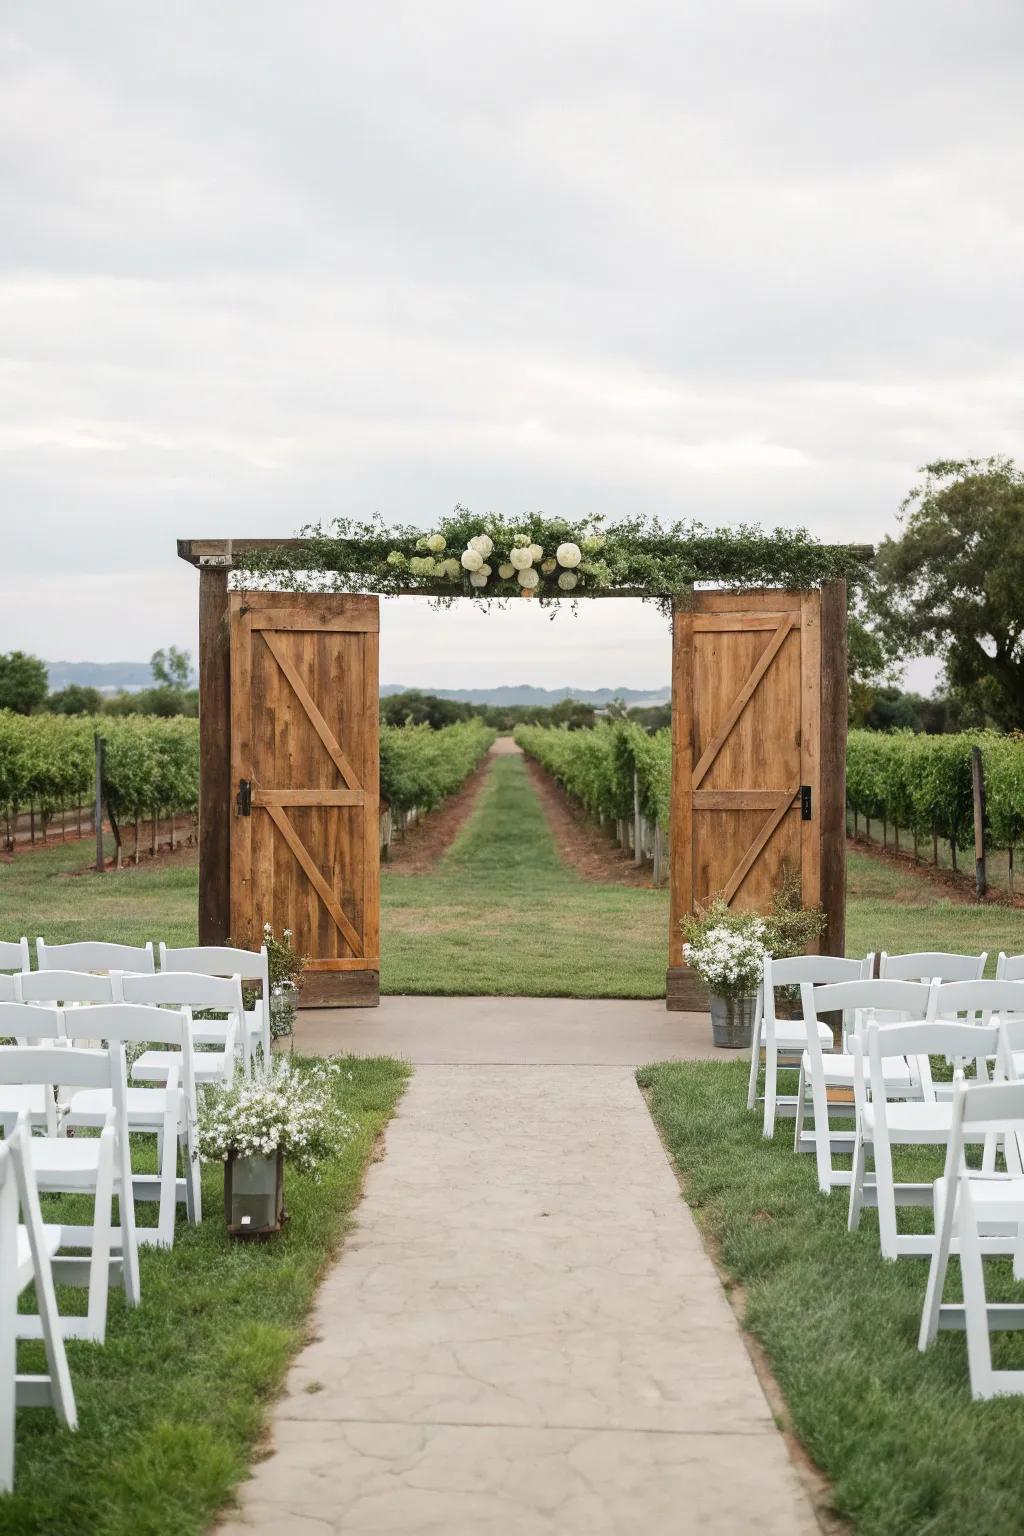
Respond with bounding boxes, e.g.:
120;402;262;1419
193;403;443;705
234;509;870;610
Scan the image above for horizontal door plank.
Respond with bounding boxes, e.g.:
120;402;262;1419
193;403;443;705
250;612;379;633
254;788;367;808
694;789;800;811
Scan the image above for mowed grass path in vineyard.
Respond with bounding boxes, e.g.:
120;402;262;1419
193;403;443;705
5;767;1024;987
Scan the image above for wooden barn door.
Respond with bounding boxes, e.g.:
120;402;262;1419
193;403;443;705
229;592;380;1007
667;586;846;1009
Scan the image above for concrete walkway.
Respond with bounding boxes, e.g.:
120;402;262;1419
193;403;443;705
219;1044;820;1532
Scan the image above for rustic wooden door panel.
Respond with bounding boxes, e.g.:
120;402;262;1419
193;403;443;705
230;593;380;1008
668;588;838;1004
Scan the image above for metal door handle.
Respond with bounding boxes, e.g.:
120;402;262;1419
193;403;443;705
236;779;252;816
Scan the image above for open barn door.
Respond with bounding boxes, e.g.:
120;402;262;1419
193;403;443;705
667;586;846;1010
229;592;380;1007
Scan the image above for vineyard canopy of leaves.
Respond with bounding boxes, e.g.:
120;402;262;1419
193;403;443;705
379;720;496;812
847;729;1024;854
515;722;672;827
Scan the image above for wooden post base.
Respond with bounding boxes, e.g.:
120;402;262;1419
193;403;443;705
299;971;380;1009
666;966;709;1013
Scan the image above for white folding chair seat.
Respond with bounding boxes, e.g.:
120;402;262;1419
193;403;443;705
159;944;270;1066
0;1125;77;1492
36;938;154;974
794;978;931;1193
848;1010;1002;1258
918;1078;1024;1398
0;1037;140;1343
62;1003;199;1248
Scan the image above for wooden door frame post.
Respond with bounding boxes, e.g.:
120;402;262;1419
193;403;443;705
198;560;232;945
819;580;847;959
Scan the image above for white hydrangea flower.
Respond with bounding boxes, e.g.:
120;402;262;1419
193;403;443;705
511;533;531;548
558;571;578;591
469;534;493;557
541;557;557;575
480;562;492;576
426;533;446;552
510;546;534;570
498;562;515;579
442;558;461;579
529;542;544;562
556;541;582;568
469;571;488;587
461;548;484;572
517;567;540;588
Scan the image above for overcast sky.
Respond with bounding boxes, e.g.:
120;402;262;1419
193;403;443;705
3;1;1021;691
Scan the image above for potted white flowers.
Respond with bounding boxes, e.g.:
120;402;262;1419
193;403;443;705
681;902;768;1049
197;1058;352;1238
261;923;307;1049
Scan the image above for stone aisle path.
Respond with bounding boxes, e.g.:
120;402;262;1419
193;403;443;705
219;1065;820;1535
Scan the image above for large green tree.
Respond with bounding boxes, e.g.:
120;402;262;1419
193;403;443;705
0;651;48;714
870;458;1024;731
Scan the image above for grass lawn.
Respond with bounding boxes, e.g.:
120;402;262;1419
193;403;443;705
5;774;1024;994
641;1059;1024;1536
4;1056;408;1536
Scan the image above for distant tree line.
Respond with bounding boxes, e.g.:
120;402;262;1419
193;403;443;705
0;647;198;719
379;689;671;733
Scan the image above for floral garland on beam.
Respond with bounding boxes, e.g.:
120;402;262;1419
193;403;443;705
233;509;871;610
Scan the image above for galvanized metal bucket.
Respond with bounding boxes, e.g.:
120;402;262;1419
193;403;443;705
709;993;757;1050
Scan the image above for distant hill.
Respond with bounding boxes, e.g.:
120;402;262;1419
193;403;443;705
380;683;671;708
45;661;197;693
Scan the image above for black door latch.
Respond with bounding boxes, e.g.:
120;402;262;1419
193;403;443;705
236;779;252;816
800;785;812;821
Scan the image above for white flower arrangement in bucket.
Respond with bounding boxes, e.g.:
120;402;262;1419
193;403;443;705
197;1058;353;1237
681;906;768;1049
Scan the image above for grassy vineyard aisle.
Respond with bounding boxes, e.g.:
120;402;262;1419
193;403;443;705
381;748;671;996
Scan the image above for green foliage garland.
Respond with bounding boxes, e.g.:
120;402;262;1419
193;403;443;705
235;510;870;609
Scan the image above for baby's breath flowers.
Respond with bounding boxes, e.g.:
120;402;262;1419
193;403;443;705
197;1058;352;1173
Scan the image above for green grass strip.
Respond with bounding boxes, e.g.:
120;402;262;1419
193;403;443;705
641;1058;1024;1536
4;1056;408;1536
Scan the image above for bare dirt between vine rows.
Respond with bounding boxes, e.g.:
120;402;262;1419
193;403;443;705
382;754;495;875
523;755;655;887
847;833;1024;908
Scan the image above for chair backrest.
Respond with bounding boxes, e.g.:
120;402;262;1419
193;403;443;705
880;950;987;982
765;954;867;990
116;971;243;1015
803;978;932;1022
159;944;268;993
996;1017;1024;1081
945;1076;1024;1177
0;1001;67;1044
927;979;1024;1023
16;970;115;1006
0;938;30;973
61;1002;192;1051
0;1042;123;1096
36;939;155;975
868;1017;1000;1068
997;952;1024;982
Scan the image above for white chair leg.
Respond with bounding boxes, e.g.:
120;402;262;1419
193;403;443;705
919;1178;953;1352
0;1177;17;1493
872;1130;900;1260
960;1184;997;1399
746;1032;760;1111
847;1126;866;1231
156;1115;179;1248
793;1063;807;1152
117;1132;140;1310
86;1134;115;1344
182;1131;202;1226
809;1071;834;1194
762;1048;778;1139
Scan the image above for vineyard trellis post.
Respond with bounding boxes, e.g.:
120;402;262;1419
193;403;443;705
93;732;105;874
971;745;987;899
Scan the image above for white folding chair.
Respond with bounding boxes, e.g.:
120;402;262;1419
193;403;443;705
0;1003;65;1135
997;953;1024;983
918;1078;1024;1398
795;979;929;1193
117;973;240;1089
0;939;30;974
848;1015;1001;1258
15;970;115;1012
747;954;871;1137
0;1125;76;1492
36;939;155;975
928;976;1024;1102
880;950;987;984
0;1037;141;1342
159;944;269;1065
62;1002;201;1245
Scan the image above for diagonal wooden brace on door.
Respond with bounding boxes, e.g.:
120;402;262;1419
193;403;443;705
260;631;362;792
691;615;795;789
264;802;364;957
721;783;800;903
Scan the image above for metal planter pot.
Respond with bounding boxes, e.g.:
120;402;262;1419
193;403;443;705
709;993;757;1050
224;1150;286;1238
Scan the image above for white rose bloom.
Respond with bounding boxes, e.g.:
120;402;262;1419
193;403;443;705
426;533;446;552
480;562;492;576
517;567;539;588
557;571;578;591
529;542;543;562
461;548;484;572
469;571;489;587
541;557;557;574
556;541;582;568
498;562;515;579
510;546;534;570
469;534;494;557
